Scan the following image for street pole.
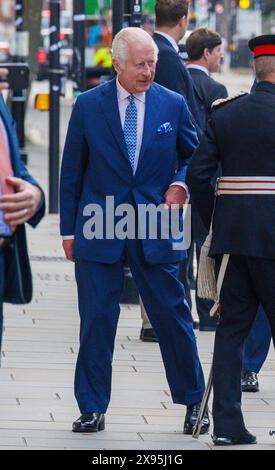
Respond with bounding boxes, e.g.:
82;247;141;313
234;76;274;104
12;0;28;164
49;0;61;214
124;0;142;27
72;0;86;95
112;0;124;39
111;0;142;305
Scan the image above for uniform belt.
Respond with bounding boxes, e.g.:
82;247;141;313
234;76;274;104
217;176;275;195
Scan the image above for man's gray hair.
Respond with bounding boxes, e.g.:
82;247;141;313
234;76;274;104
254;56;275;81
112;27;158;68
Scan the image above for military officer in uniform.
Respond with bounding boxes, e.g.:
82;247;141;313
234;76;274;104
186;35;275;445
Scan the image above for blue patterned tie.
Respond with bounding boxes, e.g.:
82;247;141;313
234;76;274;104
123;95;137;172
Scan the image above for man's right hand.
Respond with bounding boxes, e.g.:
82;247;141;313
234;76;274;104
63;239;75;262
0;68;9;91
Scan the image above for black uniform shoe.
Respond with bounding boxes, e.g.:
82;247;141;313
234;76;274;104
72;413;105;433
212;430;257;446
199;314;219;332
241;371;259;392
139;327;158;342
183;402;210;435
199;324;217;332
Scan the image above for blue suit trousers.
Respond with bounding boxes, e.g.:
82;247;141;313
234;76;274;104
74;239;205;413
243;305;272;373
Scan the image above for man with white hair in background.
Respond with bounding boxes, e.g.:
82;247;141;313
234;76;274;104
60;27;209;434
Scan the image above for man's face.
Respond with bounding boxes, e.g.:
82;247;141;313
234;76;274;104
114;40;156;94
207;45;223;73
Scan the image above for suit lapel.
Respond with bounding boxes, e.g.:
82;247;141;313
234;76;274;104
136;85;160;175
99;79;130;166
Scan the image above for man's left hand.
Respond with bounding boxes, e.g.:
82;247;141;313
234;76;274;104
0;176;42;231
164;185;187;209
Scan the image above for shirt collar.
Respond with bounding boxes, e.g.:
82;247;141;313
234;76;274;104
154;31;179;53
116;77;146;103
186;64;210;76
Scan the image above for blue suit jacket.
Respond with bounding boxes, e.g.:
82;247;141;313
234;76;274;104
60;79;198;265
0;94;45;303
153;33;204;136
188;68;228;122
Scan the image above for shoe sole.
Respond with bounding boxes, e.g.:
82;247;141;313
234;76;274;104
140;337;159;343
183;426;209;435
72;421;105;433
241;387;259;393
213;439;257;446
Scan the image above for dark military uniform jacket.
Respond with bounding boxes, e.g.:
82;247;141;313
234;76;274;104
186;81;275;259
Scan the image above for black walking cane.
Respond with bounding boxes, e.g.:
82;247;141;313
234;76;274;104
192;363;213;438
192;305;222;438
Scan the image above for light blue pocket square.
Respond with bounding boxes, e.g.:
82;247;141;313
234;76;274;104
157;122;173;134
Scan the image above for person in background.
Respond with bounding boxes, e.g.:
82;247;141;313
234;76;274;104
184;27;228;331
242;305;271;392
0;67;45;352
140;0;203;343
240;79;273;394
186;27;228;119
186;29;272;386
186;34;275;445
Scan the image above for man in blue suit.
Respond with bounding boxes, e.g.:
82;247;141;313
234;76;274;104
185;28;228;121
60;27;209;434
0;68;45;352
153;0;204;134
139;0;207;338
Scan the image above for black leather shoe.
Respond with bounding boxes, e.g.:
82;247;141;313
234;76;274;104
241;371;259;392
140;327;158;343
212;430;257;446
72;413;105;433
183;402;210;435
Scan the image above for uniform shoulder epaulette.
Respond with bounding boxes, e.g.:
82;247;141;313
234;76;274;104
211;91;248;110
